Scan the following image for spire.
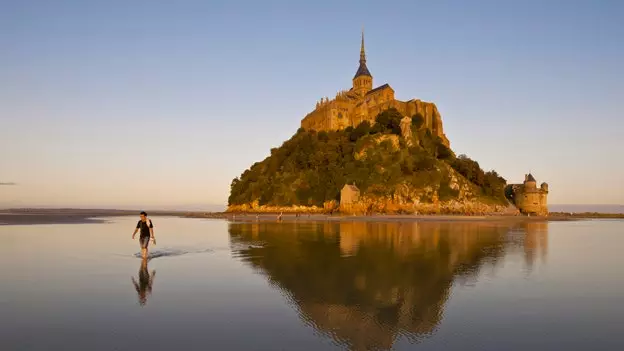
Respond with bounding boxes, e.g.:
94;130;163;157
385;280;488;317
354;28;372;79
360;29;366;64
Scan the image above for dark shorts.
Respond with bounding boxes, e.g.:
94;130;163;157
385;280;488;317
139;236;150;249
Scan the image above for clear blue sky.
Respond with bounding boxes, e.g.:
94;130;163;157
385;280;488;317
1;0;622;209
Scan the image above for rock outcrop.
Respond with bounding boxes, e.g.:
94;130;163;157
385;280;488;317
229;107;508;214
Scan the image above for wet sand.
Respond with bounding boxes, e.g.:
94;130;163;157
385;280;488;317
0;208;602;226
190;212;579;223
0;209;184;226
0;213;107;225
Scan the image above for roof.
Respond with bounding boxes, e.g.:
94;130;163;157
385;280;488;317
342;184;360;192
353;62;372;79
366;83;393;95
354;31;371;79
526;173;536;182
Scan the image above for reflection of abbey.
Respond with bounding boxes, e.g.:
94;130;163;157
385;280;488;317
229;221;549;350
301;32;450;147
506;173;549;216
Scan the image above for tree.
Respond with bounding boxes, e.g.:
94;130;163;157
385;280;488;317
228;108;507;208
318;131;329;141
412;113;425;129
370;122;383;135
375;108;403;135
436;141;453;160
349;121;371;141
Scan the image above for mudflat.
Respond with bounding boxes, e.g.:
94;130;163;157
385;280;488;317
1;208;604;226
0;209;176;225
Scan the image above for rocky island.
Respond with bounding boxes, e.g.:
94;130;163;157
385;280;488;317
228;33;538;216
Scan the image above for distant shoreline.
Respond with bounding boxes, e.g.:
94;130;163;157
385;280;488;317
1;208;622;226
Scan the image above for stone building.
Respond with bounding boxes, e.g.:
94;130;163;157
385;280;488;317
300;32;450;147
505;173;549;216
340;184;360;206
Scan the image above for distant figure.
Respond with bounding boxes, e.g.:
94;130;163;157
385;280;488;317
131;257;156;306
132;211;156;259
277;212;283;221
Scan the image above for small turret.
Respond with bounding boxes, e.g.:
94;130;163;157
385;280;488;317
524;173;537;189
540;182;549;192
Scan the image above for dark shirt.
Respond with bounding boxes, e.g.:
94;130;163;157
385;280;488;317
136;219;153;238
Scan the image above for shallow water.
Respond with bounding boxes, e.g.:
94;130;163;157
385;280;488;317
1;217;623;350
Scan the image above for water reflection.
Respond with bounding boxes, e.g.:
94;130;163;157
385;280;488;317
229;221;548;350
504;221;549;273
131;257;156;306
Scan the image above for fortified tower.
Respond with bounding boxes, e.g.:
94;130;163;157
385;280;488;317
505;173;549;216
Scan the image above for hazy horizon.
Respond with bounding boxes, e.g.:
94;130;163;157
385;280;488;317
1;0;623;208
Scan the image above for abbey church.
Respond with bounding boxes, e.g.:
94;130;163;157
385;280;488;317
301;32;450;147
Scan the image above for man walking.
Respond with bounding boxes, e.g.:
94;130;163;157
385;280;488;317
132;211;156;259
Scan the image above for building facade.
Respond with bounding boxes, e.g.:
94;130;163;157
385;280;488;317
300;32;450;147
340;184;360;206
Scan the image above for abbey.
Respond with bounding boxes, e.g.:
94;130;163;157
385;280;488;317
301;32;450;147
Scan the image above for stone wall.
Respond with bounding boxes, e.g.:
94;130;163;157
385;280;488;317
340;187;360;206
301;91;449;147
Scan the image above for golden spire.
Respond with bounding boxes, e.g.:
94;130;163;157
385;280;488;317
353;27;372;79
360;28;366;64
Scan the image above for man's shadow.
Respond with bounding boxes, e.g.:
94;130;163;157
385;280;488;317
131;257;156;306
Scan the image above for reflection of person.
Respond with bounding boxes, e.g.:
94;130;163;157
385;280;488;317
131;257;156;306
131;211;156;259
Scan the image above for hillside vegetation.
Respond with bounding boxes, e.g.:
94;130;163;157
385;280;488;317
229;108;507;213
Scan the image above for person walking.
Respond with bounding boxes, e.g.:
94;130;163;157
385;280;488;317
132;211;156;259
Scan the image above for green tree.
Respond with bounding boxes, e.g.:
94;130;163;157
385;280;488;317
375;108;403;135
370;122;383;135
349;121;371;141
229;108;507;207
436;143;453;160
411;113;425;129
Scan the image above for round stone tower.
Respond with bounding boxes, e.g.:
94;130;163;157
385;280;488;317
513;173;548;216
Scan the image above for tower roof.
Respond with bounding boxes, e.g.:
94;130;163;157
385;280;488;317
353;30;372;79
526;173;536;182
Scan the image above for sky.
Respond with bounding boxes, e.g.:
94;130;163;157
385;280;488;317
1;0;623;209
